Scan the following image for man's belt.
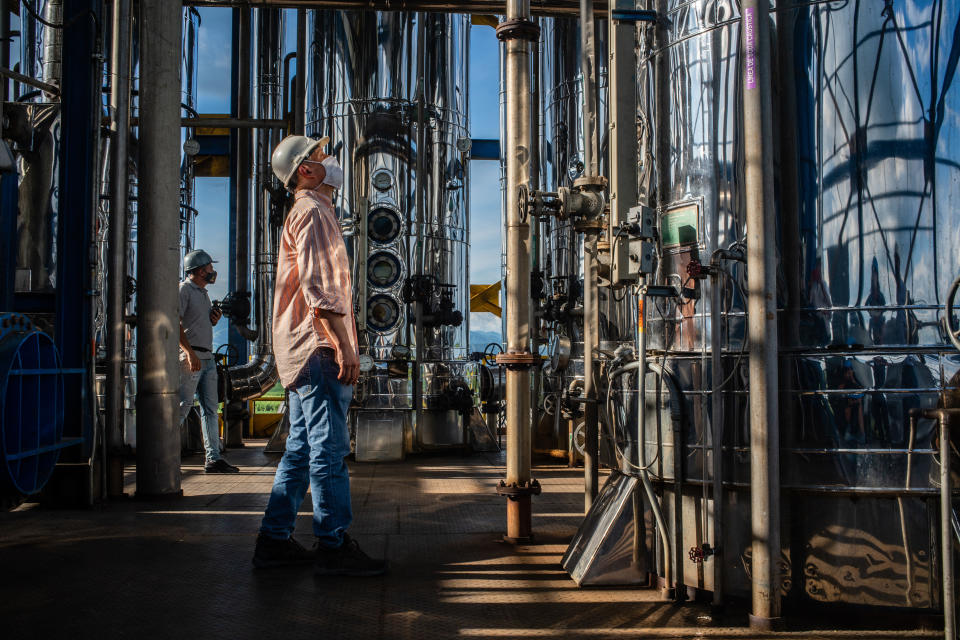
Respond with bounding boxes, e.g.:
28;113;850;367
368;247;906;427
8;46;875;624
191;346;210;353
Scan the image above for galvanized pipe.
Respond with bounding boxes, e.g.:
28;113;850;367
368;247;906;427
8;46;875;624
136;0;184;497
503;0;534;541
741;0;780;628
106;0;133;498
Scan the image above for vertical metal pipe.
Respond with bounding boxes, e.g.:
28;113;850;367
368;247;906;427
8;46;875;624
933;410;956;640
503;0;533;541
235;6;251;338
0;1;10;101
294;8;306;135
42;0;63;90
136;0;183;497
579;0;600;511
107;0;133;498
710;266;724;605
741;0;780;628
578;0;597;177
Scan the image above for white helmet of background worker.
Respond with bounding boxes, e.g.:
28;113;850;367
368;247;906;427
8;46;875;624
271;134;330;190
184;249;218;284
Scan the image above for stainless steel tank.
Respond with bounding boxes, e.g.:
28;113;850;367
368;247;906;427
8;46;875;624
539;17;634;458
306;10;474;458
638;0;960;609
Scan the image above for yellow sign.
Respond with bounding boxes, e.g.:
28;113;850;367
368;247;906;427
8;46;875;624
470;282;502;317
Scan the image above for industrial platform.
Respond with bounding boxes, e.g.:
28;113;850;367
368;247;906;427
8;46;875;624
0;445;941;639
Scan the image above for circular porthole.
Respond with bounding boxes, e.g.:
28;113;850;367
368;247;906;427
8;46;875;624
368;206;402;244
367;251;402;288
367;295;401;332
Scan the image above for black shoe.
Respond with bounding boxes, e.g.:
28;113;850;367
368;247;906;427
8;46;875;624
314;533;388;577
252;534;315;569
205;458;240;474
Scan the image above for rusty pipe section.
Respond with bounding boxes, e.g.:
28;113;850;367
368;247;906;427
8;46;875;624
496;0;540;543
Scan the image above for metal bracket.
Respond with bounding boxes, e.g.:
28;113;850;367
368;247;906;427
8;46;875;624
496;18;541;42
496;479;542;500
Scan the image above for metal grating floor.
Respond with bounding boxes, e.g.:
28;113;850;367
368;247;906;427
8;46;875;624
0;442;940;639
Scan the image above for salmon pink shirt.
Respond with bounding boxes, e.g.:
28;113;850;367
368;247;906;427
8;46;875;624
272;189;357;388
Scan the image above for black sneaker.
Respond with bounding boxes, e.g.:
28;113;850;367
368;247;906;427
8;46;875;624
252;534;315;569
205;458;240;474
314;533;388;577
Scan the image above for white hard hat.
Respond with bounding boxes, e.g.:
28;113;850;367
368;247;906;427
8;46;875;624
271;134;330;189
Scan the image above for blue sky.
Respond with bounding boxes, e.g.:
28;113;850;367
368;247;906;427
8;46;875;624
192;9;503;338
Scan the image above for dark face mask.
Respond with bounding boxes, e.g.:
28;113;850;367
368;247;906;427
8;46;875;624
204;270;217;284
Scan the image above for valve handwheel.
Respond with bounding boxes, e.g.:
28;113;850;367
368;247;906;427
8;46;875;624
946;274;960;352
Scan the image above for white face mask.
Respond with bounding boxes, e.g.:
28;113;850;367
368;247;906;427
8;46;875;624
320;156;344;190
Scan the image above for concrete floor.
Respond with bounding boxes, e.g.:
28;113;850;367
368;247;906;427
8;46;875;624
0;442;942;639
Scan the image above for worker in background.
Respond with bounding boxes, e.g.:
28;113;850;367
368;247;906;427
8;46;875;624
252;134;386;577
177;249;239;474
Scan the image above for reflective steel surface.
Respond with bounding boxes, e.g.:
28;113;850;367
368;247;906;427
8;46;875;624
306;10;473;448
631;0;960;608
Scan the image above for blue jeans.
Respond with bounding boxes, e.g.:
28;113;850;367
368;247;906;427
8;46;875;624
260;349;354;548
178;356;221;463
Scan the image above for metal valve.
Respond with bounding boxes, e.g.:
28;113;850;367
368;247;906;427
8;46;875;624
688;542;714;564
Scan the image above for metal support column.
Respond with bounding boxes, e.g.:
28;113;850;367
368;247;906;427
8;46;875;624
741;0;780;628
496;1;540;543
106;0;133;498
136;0;183;497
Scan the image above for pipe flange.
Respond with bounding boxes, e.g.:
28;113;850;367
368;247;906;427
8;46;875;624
496;479;542;500
573;218;605;232
495;351;541;370
495;18;541;42
573;175;607;190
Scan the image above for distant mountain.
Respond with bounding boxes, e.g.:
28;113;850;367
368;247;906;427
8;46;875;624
470;330;503;355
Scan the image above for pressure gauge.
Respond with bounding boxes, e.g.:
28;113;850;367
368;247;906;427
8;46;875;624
358;354;375;372
183;138;200;156
455;137;472;153
372;171;393;191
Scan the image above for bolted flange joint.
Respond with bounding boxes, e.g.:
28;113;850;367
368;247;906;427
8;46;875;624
495;351;541;371
496;479;542;500
496;18;541;42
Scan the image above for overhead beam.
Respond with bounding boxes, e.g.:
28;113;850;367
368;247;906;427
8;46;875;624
182;0;608;16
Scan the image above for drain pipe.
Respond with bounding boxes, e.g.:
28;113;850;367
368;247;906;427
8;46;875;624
106;0;133;498
741;0;781;629
495;1;541;543
578;0;602;511
136;0;183;497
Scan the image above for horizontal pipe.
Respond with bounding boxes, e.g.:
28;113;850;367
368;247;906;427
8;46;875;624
183;0;608;16
125;116;287;129
0;66;59;95
651;476;960;497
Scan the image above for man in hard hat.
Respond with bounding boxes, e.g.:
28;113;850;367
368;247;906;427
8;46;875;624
178;249;239;474
252;134;386;577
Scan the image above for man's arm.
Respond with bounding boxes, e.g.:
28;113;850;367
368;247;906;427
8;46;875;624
314;310;359;385
179;323;201;372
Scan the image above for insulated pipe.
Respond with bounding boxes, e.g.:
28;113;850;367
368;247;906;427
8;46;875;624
741;0;780;628
106;0;133;498
41;0;62;92
502;0;534;541
136;0;184;497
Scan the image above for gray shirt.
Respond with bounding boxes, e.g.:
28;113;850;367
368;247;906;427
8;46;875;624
179;278;213;360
